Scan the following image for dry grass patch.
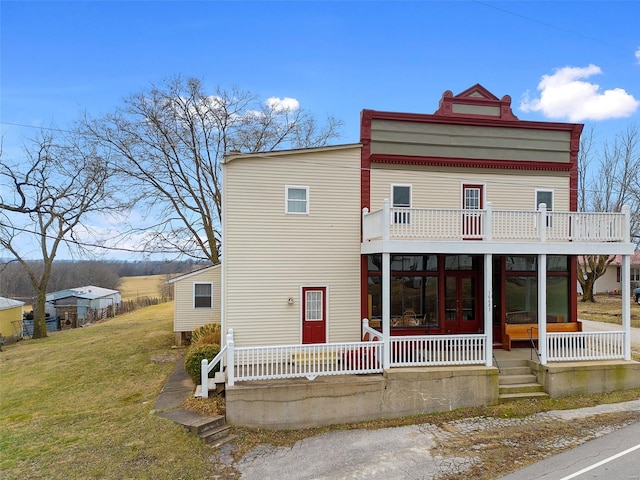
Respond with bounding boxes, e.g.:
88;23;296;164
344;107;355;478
0;302;219;480
118;275;166;301
578;293;640;327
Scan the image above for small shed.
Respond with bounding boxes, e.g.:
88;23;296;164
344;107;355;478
46;286;121;327
0;297;25;341
167;264;221;345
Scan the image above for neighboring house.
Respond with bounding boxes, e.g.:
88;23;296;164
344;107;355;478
167;264;221;345
46;286;121;327
579;252;640;294
217;85;637;428
0;297;25;341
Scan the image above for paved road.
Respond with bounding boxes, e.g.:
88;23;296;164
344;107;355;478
498;420;640;480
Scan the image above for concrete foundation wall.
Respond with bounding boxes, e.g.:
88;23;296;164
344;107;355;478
534;361;640;397
225;366;499;429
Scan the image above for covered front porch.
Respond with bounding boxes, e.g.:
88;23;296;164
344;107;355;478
360;202;635;366
218;342;640;429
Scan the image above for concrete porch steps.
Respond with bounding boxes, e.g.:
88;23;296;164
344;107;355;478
497;359;549;404
156;409;236;448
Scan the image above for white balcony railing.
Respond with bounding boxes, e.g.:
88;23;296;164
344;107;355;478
362;201;631;244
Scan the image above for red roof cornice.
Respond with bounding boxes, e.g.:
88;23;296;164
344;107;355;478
369;154;574;172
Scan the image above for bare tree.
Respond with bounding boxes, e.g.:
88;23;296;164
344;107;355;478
82;77;343;263
0;132;124;338
577;124;640;302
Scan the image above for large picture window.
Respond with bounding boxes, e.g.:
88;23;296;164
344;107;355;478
194;283;213;309
504;255;569;324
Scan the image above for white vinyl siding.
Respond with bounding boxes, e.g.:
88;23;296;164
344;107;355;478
224;146;362;347
286;185;309;214
172;265;221;333
370;166;570;213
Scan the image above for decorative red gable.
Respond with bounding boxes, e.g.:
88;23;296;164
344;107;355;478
434;83;519;120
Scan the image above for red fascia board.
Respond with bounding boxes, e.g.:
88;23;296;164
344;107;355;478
361;108;581;132
369;154;574;172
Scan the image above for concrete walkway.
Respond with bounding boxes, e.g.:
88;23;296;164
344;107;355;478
151;354;219;432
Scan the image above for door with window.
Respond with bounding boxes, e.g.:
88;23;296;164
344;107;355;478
444;273;481;334
302;287;327;344
462;184;484;238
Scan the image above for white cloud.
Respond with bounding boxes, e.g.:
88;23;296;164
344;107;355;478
636;47;640;64
266;97;300;112
520;65;639;121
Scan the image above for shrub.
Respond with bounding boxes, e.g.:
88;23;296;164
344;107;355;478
191;323;221;346
184;343;221;384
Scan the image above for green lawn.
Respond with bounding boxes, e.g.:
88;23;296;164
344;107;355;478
0;302;217;480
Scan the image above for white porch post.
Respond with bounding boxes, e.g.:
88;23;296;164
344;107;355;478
382;199;390;242
538;203;547;242
484;202;493;241
382;252;391;369
538;254;548;364
484;254;493;366
621;254;631;360
227;329;235;387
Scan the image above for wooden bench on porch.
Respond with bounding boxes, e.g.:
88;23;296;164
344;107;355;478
503;317;582;351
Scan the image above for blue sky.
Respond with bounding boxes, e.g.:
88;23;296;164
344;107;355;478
1;1;639;259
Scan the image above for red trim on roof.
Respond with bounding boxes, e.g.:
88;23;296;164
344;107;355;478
369;154;574;172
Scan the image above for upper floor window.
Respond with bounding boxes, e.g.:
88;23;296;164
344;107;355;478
194;282;213;309
536;189;554;226
536;190;553;211
286;186;309;214
392;184;411;224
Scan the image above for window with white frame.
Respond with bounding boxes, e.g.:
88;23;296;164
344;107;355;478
392;184;411;224
536;189;553;226
194;283;213;308
286;186;309;214
535;190;553;211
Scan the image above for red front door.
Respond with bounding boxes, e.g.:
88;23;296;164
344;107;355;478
302;287;327;344
444;273;481;334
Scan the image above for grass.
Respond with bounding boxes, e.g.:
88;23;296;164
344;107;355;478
118;275;167;301
0;302;219;480
577;293;640;327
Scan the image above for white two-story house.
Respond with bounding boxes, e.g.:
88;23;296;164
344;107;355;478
216;85;637;429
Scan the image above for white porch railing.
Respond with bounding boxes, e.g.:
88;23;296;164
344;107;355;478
200;344;227;398
227;338;383;387
362;201;631;243
390;334;487;366
198;327;627;396
547;331;625;362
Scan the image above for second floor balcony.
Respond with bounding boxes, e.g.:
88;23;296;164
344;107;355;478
362;200;632;247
